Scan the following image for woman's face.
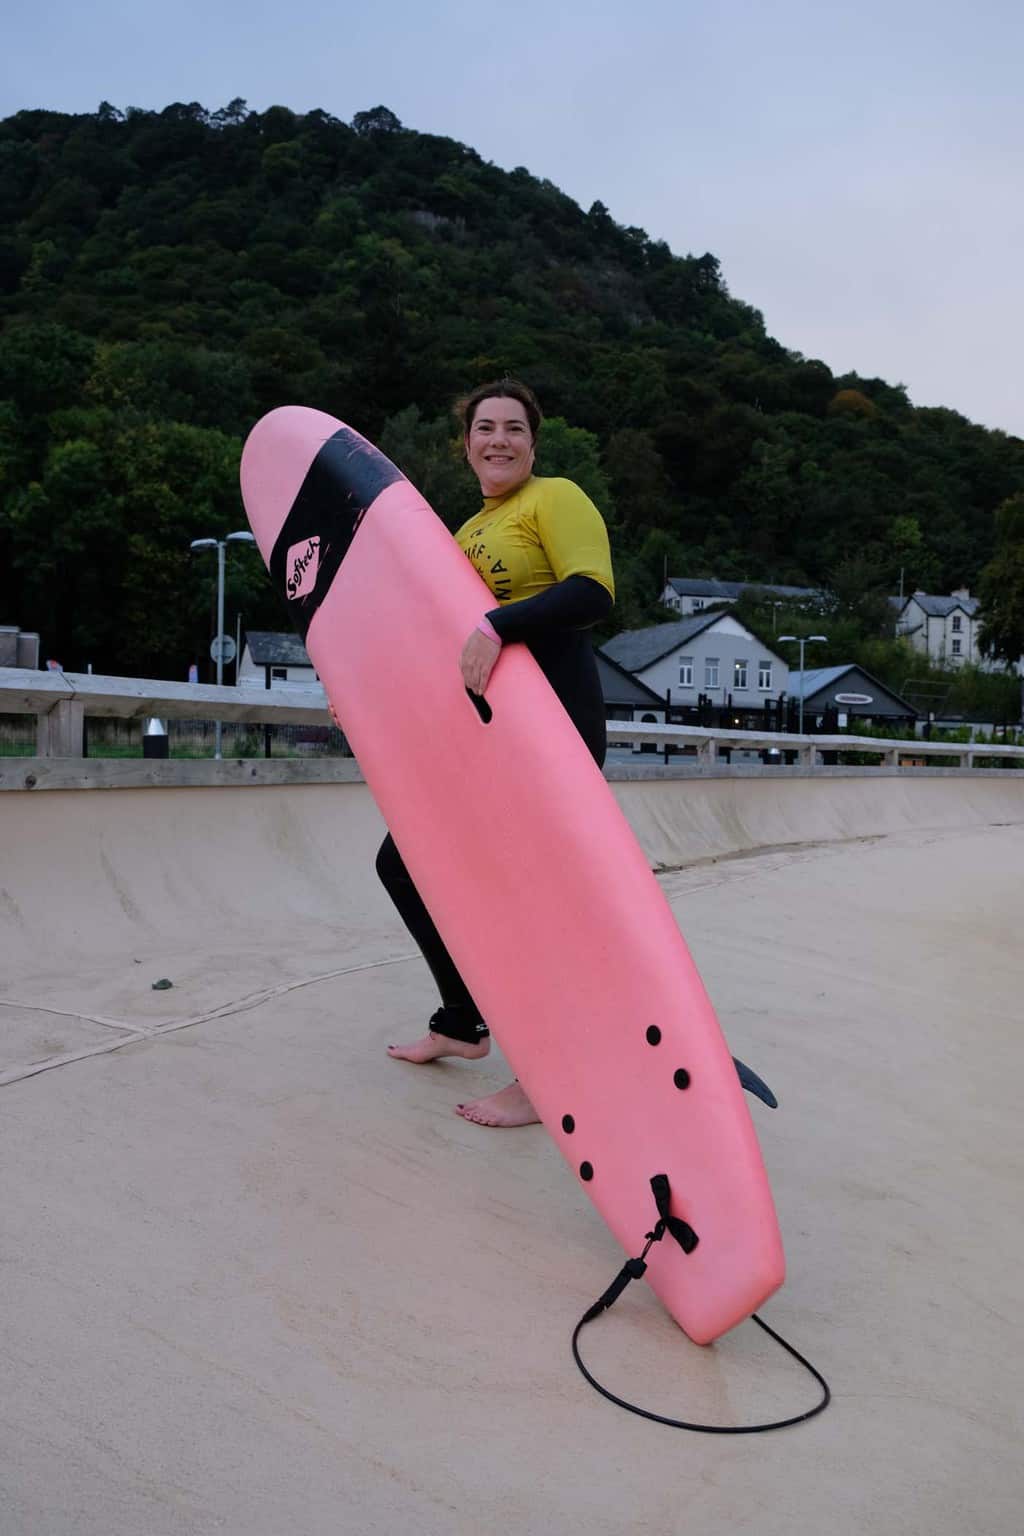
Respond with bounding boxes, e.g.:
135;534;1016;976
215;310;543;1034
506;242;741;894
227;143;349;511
465;396;535;497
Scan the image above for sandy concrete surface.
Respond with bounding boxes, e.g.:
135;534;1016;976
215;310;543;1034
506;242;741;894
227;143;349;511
2;776;1022;1535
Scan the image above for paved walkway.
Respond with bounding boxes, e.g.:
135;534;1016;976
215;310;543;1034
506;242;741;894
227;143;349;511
2;777;1021;1535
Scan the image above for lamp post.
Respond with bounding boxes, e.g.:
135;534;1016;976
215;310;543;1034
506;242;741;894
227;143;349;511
777;634;828;736
190;532;257;759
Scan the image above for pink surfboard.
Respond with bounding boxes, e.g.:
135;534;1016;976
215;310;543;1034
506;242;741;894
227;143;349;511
240;406;784;1344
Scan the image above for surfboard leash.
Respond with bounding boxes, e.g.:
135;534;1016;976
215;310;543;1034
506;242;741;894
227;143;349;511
571;1175;831;1433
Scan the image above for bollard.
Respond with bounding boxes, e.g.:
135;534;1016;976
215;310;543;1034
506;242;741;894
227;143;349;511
142;717;169;759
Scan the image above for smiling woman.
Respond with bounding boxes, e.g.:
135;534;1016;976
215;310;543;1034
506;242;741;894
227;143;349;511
463;379;541;495
379;377;616;1125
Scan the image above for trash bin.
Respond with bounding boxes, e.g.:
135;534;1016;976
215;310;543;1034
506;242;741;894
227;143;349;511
142;717;169;759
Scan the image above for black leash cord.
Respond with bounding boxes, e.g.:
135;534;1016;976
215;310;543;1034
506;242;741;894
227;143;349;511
572;1306;830;1434
572;1230;831;1433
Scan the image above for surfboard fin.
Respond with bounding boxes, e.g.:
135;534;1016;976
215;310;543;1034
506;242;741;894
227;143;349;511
733;1057;778;1109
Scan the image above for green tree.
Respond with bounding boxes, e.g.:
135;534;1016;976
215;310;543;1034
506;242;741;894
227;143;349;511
978;495;1024;678
352;106;403;137
604;428;674;530
84;340;256;434
828;551;895;637
535;417;614;516
5;414;254;675
885;513;941;595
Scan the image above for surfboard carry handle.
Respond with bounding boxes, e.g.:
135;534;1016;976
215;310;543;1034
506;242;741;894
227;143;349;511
464;687;493;724
572;1174;832;1434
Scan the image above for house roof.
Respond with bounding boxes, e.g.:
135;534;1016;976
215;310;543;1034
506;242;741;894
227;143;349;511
601;613;725;672
245;632;313;667
788;665;856;699
666;577;820;601
595;649;667;707
893;592;980;619
789;665;917;715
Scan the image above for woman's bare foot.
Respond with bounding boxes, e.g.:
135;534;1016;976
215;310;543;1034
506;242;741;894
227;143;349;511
455;1081;540;1127
387;1031;490;1064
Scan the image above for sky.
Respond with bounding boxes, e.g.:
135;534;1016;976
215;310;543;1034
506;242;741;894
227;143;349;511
4;0;1023;436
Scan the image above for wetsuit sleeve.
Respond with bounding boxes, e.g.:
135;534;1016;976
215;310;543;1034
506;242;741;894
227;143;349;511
486;479;615;642
486;575;612;641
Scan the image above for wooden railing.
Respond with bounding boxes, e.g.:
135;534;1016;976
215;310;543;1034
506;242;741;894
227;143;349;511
3;667;1023;769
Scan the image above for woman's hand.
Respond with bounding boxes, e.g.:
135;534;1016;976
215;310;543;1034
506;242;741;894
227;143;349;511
460;628;501;695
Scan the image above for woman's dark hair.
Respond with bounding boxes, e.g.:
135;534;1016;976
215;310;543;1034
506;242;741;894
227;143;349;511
456;378;543;440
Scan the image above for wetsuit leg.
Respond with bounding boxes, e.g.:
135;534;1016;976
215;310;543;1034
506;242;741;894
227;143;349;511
375;834;489;1042
528;632;607;769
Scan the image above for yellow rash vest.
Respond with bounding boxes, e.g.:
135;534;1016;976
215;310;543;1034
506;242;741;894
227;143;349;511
454;476;615;764
455;476;614;610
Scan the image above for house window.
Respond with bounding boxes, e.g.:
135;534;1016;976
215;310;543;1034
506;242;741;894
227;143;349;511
758;660;773;690
705;657;720;689
951;616;962;633
952;639;962;656
678;656;694;687
692;598;705;611
734;659;748;690
272;667;287;681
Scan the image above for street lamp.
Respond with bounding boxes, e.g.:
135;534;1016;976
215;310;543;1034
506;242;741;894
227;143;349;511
189;531;257;759
777;634;828;736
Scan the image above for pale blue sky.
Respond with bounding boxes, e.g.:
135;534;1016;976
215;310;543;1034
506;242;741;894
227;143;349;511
4;0;1022;435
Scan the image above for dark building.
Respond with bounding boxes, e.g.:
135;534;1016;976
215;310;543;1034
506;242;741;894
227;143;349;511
790;665;917;729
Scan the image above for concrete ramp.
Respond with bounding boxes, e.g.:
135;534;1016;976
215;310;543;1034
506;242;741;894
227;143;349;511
2;774;1022;1535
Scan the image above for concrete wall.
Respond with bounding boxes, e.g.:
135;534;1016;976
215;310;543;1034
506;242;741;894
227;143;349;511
611;771;1024;867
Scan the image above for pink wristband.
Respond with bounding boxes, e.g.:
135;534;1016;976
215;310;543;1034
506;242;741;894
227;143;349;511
477;615;502;645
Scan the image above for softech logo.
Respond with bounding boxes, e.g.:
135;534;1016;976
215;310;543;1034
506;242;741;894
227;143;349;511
286;537;320;600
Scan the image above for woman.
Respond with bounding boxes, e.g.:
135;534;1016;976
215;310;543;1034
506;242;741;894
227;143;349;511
379;379;615;1126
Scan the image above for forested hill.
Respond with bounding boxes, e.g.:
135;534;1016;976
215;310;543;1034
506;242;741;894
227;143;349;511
1;99;1023;678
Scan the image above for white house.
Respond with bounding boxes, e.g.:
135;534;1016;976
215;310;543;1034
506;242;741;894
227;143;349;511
601;612;789;705
892;589;991;669
237;631;319;690
659;577;821;618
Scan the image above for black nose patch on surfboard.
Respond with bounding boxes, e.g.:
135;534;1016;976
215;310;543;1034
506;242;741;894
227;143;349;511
269;427;405;641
